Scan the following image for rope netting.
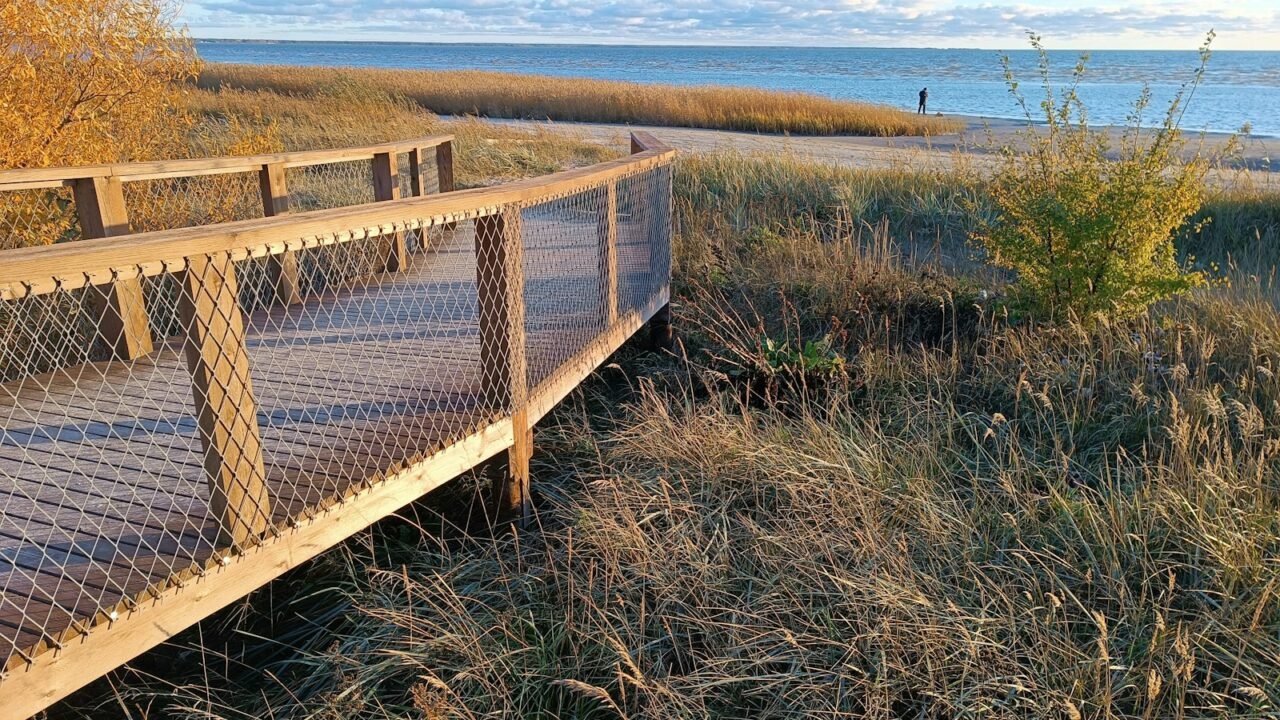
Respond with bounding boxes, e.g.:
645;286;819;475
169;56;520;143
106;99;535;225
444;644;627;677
0;154;672;676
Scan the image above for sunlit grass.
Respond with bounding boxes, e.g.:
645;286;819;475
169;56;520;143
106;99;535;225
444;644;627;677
187;84;621;187
198;63;964;138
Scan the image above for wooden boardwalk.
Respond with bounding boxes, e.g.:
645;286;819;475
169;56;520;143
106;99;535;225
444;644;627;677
0;133;673;718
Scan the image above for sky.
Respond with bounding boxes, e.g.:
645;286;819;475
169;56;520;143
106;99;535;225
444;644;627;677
181;0;1280;51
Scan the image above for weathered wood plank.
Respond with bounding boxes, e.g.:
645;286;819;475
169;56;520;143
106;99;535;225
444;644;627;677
436;140;455;194
0;135;455;188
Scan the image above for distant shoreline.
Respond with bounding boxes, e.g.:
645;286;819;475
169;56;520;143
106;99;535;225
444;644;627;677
191;46;1280;137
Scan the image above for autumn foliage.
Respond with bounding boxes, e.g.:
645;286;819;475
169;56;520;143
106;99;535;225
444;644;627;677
0;0;286;249
0;0;199;170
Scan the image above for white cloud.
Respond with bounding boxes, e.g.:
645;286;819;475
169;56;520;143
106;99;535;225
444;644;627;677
181;0;1280;50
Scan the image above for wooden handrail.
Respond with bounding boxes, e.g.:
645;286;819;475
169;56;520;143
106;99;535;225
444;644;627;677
0;135;455;190
0;140;677;300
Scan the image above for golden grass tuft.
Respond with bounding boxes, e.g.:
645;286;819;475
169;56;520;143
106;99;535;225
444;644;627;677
199;63;963;138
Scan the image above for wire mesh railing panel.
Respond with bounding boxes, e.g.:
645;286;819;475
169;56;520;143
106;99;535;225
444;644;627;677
616;166;672;316
0;187;81;251
520;186;609;391
0;286;104;385
285;160;376;212
0;279;217;670
243;220;487;513
398;153;414;199
122;173;264;233
122;172;270;341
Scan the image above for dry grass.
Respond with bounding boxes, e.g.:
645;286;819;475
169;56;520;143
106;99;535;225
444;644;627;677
29;80;1280;718
52;151;1280;720
198;63;963;138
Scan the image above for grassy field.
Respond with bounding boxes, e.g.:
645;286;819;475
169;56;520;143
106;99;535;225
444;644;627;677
49;83;1280;719
198;63;963;138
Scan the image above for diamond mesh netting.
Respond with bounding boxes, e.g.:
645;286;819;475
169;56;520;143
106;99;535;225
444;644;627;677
0;144;672;679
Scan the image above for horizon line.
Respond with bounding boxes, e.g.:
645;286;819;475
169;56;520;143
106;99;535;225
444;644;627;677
190;37;1279;53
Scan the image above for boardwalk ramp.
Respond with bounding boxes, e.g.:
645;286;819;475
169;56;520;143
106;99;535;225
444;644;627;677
0;132;674;718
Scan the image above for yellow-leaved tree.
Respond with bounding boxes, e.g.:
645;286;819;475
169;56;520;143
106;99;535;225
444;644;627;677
1;0;201;249
0;0;283;251
0;0;198;170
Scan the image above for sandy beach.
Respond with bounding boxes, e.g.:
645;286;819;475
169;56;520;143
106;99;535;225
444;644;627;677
484;114;1280;180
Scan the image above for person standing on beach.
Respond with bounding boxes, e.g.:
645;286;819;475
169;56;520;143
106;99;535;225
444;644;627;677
918;87;928;114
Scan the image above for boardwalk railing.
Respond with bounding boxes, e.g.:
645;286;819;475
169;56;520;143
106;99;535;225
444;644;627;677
0;132;674;718
0;135;456;362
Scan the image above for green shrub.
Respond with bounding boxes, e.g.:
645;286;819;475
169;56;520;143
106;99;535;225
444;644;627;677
973;34;1221;321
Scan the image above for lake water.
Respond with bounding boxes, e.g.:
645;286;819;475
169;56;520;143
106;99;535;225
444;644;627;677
195;41;1280;137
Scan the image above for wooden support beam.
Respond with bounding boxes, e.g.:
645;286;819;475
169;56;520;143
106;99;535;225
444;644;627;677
372;151;407;272
475;208;531;523
257;162;302;305
72;176;153;361
178;251;273;550
598;181;619;326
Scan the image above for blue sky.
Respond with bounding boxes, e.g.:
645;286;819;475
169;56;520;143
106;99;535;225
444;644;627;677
181;0;1280;50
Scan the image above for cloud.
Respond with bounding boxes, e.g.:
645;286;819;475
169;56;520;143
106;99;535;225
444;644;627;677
181;0;1280;49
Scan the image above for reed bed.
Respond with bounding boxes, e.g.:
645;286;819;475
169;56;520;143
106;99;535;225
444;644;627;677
198;63;963;138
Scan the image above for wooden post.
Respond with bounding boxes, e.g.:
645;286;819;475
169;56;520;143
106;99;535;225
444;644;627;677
407;147;432;196
72;176;153;361
436;140;455;194
436;141;457;234
649;303;674;352
598;181;619;326
372;151;407;272
179;251;273;550
475;208;531;524
258;162;302;305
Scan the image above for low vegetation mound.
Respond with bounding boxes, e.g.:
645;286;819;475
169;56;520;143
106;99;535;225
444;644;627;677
199;63;963;137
